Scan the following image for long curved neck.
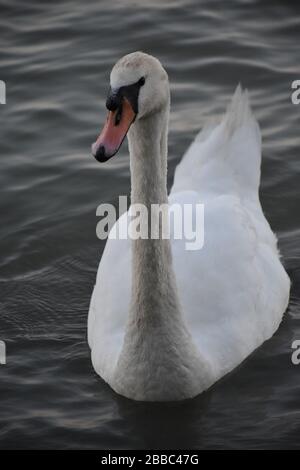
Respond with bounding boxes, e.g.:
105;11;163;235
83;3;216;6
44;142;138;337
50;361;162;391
127;104;182;326
113;99;205;400
129;108;168;207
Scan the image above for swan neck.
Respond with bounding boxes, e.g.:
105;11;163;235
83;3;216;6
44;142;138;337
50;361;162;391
129;108;169;207
127;105;182;324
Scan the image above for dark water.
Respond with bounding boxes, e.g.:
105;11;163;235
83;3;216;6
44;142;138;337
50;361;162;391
1;0;300;450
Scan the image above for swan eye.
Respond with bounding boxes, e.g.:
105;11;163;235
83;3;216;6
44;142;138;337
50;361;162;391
139;76;145;87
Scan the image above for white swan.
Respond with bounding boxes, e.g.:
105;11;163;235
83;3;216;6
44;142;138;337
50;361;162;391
88;52;290;401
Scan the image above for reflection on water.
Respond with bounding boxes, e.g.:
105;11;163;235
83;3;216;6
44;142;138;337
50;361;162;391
1;0;300;449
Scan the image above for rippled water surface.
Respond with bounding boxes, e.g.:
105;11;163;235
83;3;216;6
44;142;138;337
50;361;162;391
1;0;300;449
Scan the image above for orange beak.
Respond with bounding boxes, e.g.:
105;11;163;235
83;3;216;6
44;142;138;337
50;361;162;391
92;97;136;162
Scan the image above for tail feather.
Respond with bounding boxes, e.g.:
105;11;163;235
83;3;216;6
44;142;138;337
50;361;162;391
223;84;253;136
172;85;262;199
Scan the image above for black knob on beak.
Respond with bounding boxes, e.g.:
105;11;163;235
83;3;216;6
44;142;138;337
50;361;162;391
106;88;122;111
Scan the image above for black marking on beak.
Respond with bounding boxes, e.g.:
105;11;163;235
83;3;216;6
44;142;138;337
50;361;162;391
114;104;122;126
106;76;145;116
106;90;122;112
94;145;111;163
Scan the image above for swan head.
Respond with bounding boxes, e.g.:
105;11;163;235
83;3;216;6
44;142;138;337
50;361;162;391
92;51;169;162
